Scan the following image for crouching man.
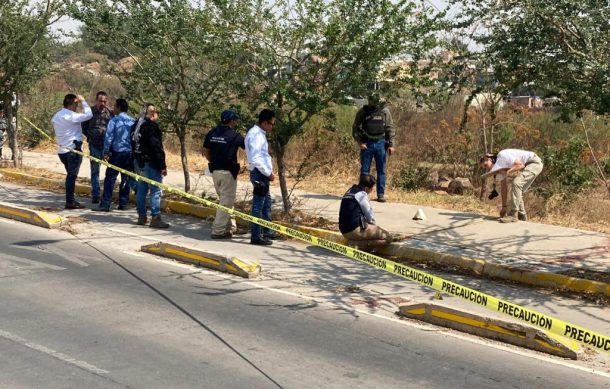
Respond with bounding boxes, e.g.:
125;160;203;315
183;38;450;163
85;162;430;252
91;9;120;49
339;174;393;250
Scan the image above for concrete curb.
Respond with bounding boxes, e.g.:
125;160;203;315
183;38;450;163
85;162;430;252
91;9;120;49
0;201;63;228
4;168;609;297
141;242;261;278
398;303;582;359
288;225;610;298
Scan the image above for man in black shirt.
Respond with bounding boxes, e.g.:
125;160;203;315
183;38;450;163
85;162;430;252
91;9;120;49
203;110;245;239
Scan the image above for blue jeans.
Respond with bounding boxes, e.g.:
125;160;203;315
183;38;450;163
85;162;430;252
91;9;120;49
360;139;387;197
135;161;162;217
89;145;103;199
100;151;133;209
58;152;82;205
250;169;272;240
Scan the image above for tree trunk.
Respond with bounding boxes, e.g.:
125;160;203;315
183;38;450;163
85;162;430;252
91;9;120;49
177;128;190;193
3;95;18;167
274;141;291;214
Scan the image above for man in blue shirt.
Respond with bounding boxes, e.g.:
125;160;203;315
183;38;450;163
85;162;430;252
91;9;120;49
98;98;135;212
203;109;245;239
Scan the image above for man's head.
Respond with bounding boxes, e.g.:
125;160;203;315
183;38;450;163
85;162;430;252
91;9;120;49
63;94;79;111
144;103;158;122
479;153;497;172
220;109;239;128
358;174;376;194
258;109;276;132
95;91;109;110
114;98;128;115
367;93;382;106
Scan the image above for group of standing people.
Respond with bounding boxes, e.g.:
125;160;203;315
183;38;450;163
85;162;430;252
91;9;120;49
51;92;170;228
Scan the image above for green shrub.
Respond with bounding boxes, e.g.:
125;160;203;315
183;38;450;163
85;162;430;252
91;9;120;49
535;139;595;199
393;164;431;192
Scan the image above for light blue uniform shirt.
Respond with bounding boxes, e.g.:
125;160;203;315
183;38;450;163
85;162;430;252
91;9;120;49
103;112;135;155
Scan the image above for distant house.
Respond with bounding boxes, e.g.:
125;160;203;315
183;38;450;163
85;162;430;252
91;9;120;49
508;96;543;109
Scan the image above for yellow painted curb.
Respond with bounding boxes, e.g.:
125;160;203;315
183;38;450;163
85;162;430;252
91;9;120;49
0;201;63;228
141;242;261;278
295;225;610;298
398;303;582;359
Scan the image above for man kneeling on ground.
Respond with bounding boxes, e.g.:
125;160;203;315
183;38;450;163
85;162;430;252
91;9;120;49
339;174;393;250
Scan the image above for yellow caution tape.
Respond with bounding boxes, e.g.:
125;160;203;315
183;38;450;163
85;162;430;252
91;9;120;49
21;115;610;354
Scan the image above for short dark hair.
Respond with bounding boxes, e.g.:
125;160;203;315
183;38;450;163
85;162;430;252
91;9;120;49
96;91;108;99
258;109;275;124
115;98;128;113
63;94;78;108
479;153;497;164
358;174;376;189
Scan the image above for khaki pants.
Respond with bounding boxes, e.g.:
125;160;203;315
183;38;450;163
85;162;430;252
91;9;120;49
343;224;393;250
212;170;237;235
508;156;543;216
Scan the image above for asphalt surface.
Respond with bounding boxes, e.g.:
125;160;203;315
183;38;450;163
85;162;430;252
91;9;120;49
0;220;608;388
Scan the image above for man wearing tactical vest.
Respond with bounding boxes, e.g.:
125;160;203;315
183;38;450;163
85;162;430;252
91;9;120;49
352;93;395;202
339;174;393;250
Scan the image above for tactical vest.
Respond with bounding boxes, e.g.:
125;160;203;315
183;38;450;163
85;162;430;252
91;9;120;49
339;185;366;234
362;107;385;138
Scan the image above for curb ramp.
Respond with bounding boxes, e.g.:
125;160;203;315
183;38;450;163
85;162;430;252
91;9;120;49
0;201;63;229
398;303;582;359
141;242;261;279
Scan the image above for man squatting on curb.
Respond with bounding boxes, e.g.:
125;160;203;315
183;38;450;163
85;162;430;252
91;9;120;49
352;94;395;203
82;91;113;204
51;94;93;209
203;109;244;240
480;149;544;223
339;174;393;250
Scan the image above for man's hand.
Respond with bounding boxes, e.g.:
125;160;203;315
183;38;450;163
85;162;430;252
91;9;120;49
387;146;395;156
161;168;167;177
359;143;367;150
76;95;85;102
268;172;275;182
103;155;110;162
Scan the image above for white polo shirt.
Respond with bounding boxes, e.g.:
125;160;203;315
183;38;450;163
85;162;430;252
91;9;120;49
51;102;93;154
245;124;273;177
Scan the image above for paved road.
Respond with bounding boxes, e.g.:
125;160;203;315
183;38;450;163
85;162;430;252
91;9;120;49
0;221;608;388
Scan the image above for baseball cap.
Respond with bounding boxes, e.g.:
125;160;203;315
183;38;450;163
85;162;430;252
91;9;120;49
220;109;239;122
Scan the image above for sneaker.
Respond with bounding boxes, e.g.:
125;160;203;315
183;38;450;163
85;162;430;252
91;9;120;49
150;215;170;229
517;213;528;221
250;239;272;246
376;196;386;203
211;232;233;240
65;202;84;210
499;215;518;223
263;232;282;240
92;197;100;204
137;215;148;226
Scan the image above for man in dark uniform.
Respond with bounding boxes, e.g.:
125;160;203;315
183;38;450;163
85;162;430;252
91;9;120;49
352;94;395;202
203;109;245;239
339;174;392;250
82;91;113;204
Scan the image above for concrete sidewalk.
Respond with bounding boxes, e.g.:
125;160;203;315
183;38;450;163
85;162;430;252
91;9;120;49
11;150;610;292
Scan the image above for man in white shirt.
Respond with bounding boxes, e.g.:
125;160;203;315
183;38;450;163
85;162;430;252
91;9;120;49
480;148;543;223
245;109;277;245
51;94;93;209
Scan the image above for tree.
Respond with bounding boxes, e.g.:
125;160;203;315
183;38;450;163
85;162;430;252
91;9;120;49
238;0;443;212
453;0;610;117
70;0;249;192
0;0;62;166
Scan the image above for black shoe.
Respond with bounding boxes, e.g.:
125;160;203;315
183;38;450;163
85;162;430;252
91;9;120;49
65;202;84;210
212;232;233;240
251;239;272;246
97;207;110;212
376;196;386;203
150;215;170;229
92;197;100;204
117;205;129;211
263;232;282;240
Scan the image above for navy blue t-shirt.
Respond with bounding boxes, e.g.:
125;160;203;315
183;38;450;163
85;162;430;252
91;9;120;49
203;125;245;178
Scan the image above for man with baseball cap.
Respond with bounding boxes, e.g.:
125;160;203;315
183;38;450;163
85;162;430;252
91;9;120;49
203;109;245;239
